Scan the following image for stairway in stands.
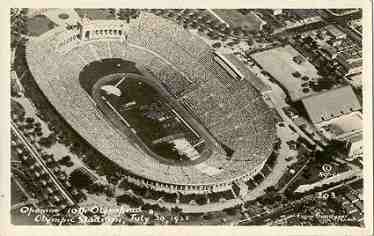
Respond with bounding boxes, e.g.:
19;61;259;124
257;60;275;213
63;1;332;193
198;53;243;93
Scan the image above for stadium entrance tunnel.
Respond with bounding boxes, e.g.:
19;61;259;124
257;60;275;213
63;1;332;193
80;58;214;166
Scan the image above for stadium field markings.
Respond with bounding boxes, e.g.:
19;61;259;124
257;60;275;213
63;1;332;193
114;73;128;88
101;96;131;128
171;108;200;139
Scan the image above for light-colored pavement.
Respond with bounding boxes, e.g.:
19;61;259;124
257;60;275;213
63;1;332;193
241;125;298;202
43;9;81;26
279;158;311;193
295;169;362;193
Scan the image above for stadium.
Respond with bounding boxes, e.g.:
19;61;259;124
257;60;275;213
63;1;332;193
25;11;277;210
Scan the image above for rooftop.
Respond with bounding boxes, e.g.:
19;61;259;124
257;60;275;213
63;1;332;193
325;24;346;39
302;86;361;123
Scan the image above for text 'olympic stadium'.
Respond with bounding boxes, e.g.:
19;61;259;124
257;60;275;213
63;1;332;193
25;11;278;206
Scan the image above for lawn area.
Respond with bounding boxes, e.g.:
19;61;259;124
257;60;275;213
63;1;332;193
251;45;321;101
212;9;263;32
75;8;116;20
274;153;309;190
26;15;56;36
11;99;25;118
11;178;27;205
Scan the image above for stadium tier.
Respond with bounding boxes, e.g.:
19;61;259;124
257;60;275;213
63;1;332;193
25;11;276;199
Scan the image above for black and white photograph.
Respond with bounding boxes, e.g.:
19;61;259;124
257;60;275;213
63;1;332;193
4;3;373;235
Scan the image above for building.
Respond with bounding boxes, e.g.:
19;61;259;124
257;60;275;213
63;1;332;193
271;9;283;15
78;16;129;42
316;111;362;143
327;38;343;47
290;9;322;24
325;25;347;40
318;45;338;60
302;86;361;124
337;57;363;76
347;134;363;161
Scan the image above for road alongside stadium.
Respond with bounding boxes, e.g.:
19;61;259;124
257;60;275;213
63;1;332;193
11;122;76;206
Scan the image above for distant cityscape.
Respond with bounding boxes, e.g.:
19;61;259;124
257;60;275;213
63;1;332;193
10;8;364;226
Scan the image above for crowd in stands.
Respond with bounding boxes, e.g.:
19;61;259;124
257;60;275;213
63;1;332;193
181;75;276;165
89;40;112;59
155;64;192;97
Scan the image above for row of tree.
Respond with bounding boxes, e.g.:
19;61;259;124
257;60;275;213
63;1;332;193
11;8;28;49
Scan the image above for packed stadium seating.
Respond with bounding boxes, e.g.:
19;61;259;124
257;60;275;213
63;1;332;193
198;53;244;92
89;40;112;59
157;65;192;96
109;40;125;59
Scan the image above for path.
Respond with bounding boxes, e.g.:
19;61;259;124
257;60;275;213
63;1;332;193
244;61;323;150
11;122;76;206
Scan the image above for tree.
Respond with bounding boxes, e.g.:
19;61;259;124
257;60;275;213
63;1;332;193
326;139;348;156
58;155;74;167
171;206;182;215
69;169;94;189
117;194;144;207
262;23;274;34
61;155;71;163
25;117;35;123
166;12;175;18
108;8;116;16
292;71;301;78
117;9;132;22
34;126;42;134
39;137;53;148
224;207;240;216
24;122;34;130
212;42;222;48
190;22;198;29
105;185;115;198
310;78;334;92
246;37;254;46
141;203;153;211
197;26;206;32
10;8;28;49
265;186;277;193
